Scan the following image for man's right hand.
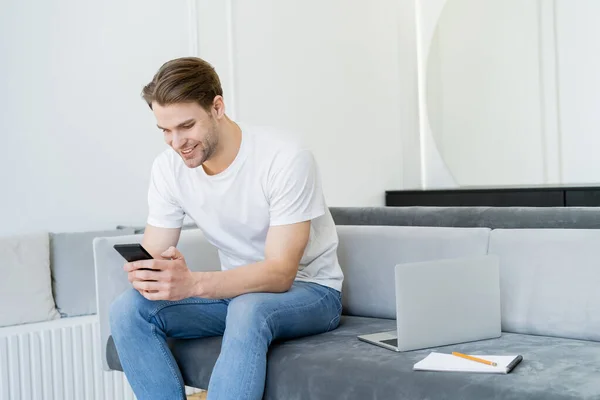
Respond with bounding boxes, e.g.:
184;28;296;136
132;224;182;296
126;246;199;301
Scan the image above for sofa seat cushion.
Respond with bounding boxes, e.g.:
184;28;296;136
107;316;600;399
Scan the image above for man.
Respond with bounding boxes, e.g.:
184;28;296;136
109;57;344;400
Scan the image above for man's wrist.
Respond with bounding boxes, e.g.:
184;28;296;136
191;271;210;298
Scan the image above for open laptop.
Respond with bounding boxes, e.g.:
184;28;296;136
358;254;501;352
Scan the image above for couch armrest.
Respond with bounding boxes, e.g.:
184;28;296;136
93;228;221;370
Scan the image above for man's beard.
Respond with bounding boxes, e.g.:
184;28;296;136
199;122;219;164
182;120;219;168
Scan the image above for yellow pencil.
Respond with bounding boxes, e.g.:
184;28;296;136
452;352;497;367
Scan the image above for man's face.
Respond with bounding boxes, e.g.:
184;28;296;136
153;101;219;168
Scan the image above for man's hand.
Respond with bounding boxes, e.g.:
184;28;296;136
125;246;198;301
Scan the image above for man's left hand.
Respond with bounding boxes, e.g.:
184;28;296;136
125;246;198;301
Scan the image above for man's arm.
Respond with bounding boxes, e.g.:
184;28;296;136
193;220;310;298
141;224;182;259
127;220;310;301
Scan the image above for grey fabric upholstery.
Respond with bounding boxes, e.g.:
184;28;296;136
336;225;490;318
50;227;134;317
330;206;600;229
489;229;600;342
118;207;600;233
97;207;600;399
106;316;600;400
115;223;198;234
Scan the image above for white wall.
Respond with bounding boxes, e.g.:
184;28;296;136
419;0;600;188
196;0;408;206
0;0;194;236
556;0;600;184
1;0;413;236
426;0;544;187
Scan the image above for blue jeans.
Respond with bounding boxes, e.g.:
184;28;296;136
109;281;342;400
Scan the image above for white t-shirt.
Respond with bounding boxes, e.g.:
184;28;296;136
146;124;344;292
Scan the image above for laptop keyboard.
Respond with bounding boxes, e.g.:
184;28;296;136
381;338;398;347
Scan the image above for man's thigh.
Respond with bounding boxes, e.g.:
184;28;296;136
225;281;342;340
112;289;229;339
151;296;230;339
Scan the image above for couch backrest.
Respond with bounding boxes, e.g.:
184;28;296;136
177;231;221;272
488;229;600;342
330;206;600;229
61;206;600;320
50;228;135;318
335;225;491;319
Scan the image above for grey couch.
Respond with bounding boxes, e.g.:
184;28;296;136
93;207;600;399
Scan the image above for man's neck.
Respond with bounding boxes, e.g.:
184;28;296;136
202;117;241;176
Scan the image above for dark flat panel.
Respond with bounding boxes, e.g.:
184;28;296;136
565;190;600;206
386;190;564;207
388;183;600;191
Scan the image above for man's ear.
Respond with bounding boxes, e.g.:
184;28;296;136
212;95;226;119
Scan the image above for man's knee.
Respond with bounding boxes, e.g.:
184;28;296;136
109;289;152;335
225;295;274;339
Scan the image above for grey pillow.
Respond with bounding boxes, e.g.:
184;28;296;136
50;228;135;317
0;232;60;327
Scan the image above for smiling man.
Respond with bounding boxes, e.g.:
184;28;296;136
108;57;344;400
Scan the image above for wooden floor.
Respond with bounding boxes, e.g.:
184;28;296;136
187;391;207;399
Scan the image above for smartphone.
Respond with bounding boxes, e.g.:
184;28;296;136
113;243;157;270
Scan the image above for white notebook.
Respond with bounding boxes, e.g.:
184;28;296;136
413;352;523;374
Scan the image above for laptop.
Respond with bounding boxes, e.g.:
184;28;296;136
358;254;501;352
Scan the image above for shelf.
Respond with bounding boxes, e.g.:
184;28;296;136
385;185;600;207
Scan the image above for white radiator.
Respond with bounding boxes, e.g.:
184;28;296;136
0;316;203;400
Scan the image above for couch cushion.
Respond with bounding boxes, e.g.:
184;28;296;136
50;228;135;317
336;225;491;318
489;229;600;342
0;232;60;327
106;316;600;399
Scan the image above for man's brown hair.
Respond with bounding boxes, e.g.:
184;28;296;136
142;57;223;111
